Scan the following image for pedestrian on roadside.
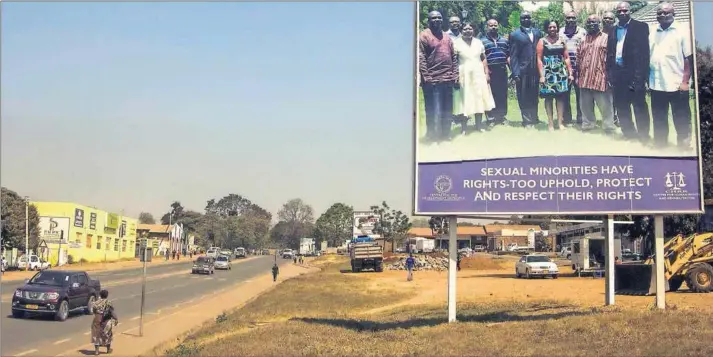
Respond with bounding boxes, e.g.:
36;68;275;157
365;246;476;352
406;254;416;281
457;254;462;271
293;256;297;264
272;263;279;282
165;250;169;261
91;289;118;355
177;252;180;260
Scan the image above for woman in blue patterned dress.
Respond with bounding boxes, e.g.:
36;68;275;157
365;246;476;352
536;20;574;132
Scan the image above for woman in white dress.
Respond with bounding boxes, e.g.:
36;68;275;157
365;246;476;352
452;22;496;134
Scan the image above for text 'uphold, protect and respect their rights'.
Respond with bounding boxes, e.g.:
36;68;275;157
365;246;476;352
464;164;654;202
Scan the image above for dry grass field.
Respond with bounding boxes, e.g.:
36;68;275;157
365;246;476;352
162;254;713;357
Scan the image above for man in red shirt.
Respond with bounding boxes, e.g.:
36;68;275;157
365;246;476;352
418;11;459;142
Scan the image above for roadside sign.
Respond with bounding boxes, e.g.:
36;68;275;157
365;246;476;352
38;240;48;249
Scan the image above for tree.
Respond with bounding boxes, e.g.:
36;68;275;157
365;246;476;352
277;198;315;224
160;201;185;225
428;216;449;235
419;1;523;36
273;198;315;249
1;187;40;251
371;201;412;251
138;212;156;224
314;203;354;248
202;194;273;249
698;44;713;199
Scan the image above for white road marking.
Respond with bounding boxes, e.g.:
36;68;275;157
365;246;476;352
206;277;214;280
131;316;141;321
245;280;252;283
173;303;181;308
15;349;38;356
53;338;71;345
84;332;91;335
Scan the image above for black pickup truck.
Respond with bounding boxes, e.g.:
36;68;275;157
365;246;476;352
11;270;101;321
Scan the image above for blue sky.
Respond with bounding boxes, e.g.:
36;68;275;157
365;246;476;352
1;1;711;220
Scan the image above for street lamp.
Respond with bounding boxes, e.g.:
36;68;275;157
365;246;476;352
461;9;468;20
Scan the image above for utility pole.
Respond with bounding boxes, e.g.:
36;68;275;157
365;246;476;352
25;196;29;271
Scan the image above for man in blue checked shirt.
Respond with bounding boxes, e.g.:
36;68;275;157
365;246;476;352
406;254;416;281
481;19;510;126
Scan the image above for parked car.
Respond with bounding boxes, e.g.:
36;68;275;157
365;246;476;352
17;254;51;271
192;256;215;275
12;270;101;321
214;255;232;270
515;254;559;279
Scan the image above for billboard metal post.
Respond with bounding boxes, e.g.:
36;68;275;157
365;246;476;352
654;215;666;309
605;215;615;305
447;216;457;323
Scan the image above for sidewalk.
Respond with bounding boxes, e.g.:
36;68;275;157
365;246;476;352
1;255;198;282
55;263;317;357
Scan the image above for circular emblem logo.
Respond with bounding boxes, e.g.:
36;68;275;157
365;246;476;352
434;175;453;194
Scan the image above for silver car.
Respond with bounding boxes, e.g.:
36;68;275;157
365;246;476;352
214;255;232;270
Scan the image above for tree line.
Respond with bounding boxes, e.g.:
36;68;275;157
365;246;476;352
138;196;412;251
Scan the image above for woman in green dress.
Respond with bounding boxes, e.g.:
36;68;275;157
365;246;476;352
537;20;574;132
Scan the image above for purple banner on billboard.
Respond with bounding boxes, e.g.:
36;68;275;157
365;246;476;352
416;156;702;215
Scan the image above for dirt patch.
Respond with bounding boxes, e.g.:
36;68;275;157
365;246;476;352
164;255;713;357
460;255;506;270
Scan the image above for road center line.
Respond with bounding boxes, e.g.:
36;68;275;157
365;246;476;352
53;338;71;345
130;316;141;321
15;349;38;356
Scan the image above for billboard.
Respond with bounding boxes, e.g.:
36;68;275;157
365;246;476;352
39;216;71;244
353;210;380;237
414;0;704;215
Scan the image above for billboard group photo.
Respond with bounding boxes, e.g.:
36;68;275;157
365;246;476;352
414;0;703;215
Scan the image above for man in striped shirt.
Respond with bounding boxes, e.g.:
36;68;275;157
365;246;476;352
559;11;587;127
577;14;616;134
481;19;510;126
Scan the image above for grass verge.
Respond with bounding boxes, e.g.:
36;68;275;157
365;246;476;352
163;255;713;357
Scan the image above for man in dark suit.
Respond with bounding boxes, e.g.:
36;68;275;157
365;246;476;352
509;11;542;128
606;1;651;143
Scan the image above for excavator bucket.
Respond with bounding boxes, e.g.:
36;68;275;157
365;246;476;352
615;263;669;296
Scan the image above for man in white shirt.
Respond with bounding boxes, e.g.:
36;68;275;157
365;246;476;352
648;2;693;150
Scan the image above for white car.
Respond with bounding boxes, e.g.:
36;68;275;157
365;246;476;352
17;255;51;271
515;254;559;279
214;255;232;270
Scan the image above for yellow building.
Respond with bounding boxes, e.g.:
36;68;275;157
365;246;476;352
31;201;138;265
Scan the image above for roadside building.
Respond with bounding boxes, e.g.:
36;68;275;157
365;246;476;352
136;223;185;257
32;201;138;265
407;226;488;250
484;224;542;251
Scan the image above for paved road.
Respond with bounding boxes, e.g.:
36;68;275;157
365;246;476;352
1;255;290;357
1;260;196;292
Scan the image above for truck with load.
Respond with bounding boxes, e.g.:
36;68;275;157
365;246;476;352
349;236;383;272
615;232;713;295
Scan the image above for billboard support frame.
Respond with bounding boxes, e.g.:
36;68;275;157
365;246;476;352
447;216;457;323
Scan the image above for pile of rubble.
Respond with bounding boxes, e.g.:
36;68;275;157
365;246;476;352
387;255;450;271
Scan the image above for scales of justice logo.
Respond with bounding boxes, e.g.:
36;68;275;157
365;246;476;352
654;171;697;202
664;172;687;191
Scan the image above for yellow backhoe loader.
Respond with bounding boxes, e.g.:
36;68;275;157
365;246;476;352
615;232;713;295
